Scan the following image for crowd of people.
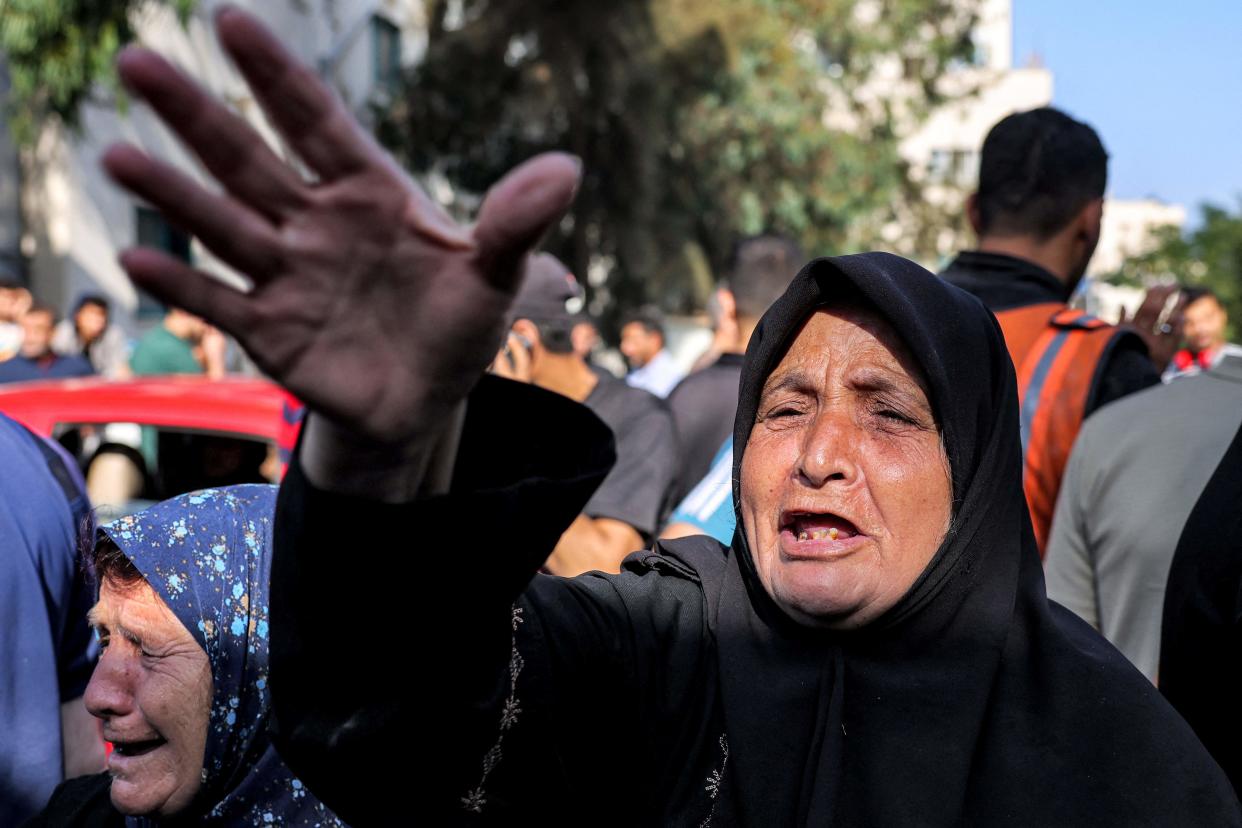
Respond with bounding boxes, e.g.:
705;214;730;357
0;285;227;384
5;6;1242;826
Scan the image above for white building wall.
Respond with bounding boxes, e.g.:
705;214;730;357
1089;198;1186;277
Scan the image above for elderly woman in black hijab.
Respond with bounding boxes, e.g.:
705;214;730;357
102;10;1238;826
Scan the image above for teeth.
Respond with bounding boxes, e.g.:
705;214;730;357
796;526;845;541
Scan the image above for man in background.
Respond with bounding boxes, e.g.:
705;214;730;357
130;305;226;378
1046;348;1242;683
0;304;95;384
1165;286;1241;380
665;234;803;505
52;294;132;379
939;107;1175;553
0;279;32;362
492;254;678;575
620;307;683;398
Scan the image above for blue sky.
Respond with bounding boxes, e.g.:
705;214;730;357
1013;0;1242;219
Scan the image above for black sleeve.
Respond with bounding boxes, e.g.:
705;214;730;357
267;377;707;824
1085;334;1160;416
19;772;120;828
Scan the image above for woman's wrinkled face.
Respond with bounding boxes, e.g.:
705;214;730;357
740;306;952;629
85;576;212;817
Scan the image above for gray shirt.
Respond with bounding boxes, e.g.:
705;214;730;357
582;372;679;539
1045;354;1242;682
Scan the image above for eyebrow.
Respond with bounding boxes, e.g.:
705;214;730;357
849;369;932;413
760;370;818;399
86;605;145;647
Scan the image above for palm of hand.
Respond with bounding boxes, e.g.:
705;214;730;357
104;8;577;442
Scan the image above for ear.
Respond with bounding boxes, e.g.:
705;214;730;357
1077;198;1104;244
512;318;542;350
966;193;984;237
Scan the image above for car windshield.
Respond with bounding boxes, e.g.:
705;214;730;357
55;422;279;521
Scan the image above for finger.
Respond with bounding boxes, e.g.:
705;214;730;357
115;48;307;220
490;347;516;379
103;144;283;279
214;6;373;180
473;153;581;291
118;248;258;340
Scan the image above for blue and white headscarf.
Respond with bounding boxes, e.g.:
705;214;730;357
102;485;344;826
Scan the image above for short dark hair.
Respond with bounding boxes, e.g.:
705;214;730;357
75;294;110;314
976;107;1108;240
728;235;804;319
90;537;144;589
25;302;56;321
622;307;665;340
1181;285;1220;307
533;318;575;354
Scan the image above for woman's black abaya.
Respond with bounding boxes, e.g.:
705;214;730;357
268;253;1239;826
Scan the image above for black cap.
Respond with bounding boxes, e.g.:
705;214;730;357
510;253;583;324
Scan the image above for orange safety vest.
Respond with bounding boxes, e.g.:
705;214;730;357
994;303;1123;556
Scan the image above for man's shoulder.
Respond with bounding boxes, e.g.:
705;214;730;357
1078;367;1236;463
669;356;741;400
590;372;672;420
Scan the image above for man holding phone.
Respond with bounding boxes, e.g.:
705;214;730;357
491;254;678;576
940;108;1180;553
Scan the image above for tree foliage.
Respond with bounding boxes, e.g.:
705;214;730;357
377;0;977;326
1109;202;1242;339
0;0;195;145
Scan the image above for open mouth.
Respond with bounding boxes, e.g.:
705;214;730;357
781;512;862;542
111;738;166;758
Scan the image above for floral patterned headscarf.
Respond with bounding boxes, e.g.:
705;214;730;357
102;485;343;826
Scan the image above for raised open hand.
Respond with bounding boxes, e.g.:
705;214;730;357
1119;284;1186;373
103;6;579;443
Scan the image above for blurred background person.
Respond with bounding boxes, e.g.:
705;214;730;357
1165;286;1242;380
29;487;343;826
1045;348;1242;683
52;294;132;380
130;306;226;379
492;254;678;575
0;412;102;825
0;304;95;384
665;234;802;506
939;107;1175;554
0;280;33;362
620;306;683;398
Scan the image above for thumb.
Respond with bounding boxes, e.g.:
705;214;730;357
472;152;581;293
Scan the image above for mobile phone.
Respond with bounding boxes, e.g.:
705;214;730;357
504;332;534;370
1154;290;1182;332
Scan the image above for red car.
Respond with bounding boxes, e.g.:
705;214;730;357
0;375;287;515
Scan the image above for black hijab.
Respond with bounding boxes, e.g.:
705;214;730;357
695;253;1238;825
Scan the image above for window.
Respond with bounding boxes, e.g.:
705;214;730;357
371;16;402;93
135;206;192;319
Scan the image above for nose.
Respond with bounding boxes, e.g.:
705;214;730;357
795;406;857;488
84;647;136;722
